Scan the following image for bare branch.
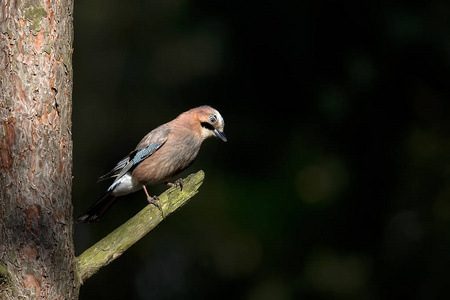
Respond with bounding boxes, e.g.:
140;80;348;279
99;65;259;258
76;170;205;282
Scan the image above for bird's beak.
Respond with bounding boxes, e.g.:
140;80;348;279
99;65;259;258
214;129;227;142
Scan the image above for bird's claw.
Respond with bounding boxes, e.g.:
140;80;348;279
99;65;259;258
174;178;183;191
147;195;164;218
165;179;184;191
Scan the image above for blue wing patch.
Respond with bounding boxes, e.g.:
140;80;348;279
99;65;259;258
112;142;164;183
132;143;161;165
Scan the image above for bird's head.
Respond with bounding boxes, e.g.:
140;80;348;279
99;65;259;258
194;106;227;142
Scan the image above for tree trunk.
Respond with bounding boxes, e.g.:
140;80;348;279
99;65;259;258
0;0;78;298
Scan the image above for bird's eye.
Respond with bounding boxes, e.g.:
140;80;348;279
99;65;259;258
209;114;217;123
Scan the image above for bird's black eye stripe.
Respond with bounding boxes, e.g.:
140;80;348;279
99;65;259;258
201;122;215;130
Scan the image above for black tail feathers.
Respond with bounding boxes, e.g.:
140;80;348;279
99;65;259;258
76;192;117;223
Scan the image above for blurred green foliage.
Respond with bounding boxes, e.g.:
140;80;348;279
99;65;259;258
73;0;450;299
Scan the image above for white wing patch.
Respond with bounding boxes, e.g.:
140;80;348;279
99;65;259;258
108;173;142;196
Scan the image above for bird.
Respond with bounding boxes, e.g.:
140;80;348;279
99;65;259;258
77;105;226;223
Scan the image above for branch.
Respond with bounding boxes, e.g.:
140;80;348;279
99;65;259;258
76;170;205;283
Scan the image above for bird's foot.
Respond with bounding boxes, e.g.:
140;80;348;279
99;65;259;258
147;195;164;218
165;178;184;191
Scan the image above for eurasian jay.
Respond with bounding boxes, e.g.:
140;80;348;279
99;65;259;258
77;105;226;223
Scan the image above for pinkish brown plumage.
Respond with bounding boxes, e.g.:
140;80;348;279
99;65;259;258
77;106;226;223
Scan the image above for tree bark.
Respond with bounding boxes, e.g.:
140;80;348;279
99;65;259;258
0;0;77;298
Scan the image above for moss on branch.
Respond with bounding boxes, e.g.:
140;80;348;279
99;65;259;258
76;170;205;283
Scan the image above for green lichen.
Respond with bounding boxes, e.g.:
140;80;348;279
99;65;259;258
0;124;4;141
43;44;51;54
42;31;51;54
0;264;9;289
24;7;47;35
3;25;13;39
5;97;13;107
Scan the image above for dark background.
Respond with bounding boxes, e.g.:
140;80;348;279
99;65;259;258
73;0;450;299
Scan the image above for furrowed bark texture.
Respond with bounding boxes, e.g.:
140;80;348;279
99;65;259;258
77;170;205;283
0;0;77;298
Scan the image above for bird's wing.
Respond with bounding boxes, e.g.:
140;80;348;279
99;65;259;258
98;126;170;182
112;141;165;182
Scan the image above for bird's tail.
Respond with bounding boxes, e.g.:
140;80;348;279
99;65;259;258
76;192;117;223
